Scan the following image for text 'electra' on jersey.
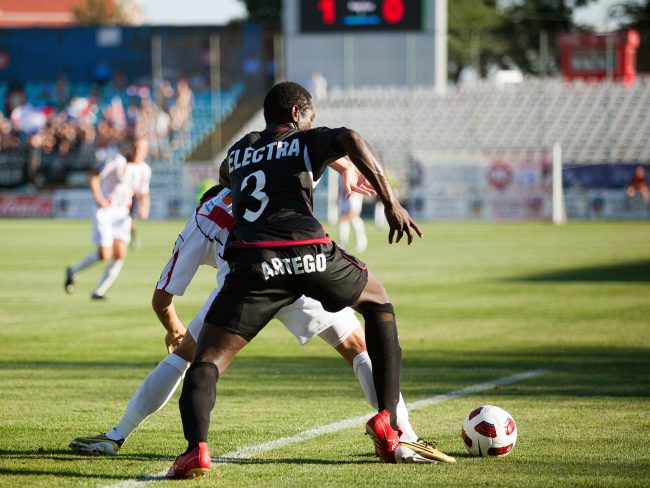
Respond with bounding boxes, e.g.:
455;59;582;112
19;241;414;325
227;139;301;172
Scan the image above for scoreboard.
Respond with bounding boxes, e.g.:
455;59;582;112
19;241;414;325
300;0;425;32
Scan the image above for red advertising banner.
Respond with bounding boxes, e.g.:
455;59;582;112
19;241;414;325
557;30;640;85
0;194;53;217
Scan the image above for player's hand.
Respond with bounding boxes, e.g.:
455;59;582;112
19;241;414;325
341;167;376;198
165;327;186;354
385;202;423;245
96;198;109;208
350;173;376;197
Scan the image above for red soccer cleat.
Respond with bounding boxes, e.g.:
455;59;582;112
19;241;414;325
365;409;401;463
165;442;212;479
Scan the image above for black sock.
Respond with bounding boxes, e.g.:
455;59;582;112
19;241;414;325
179;361;219;451
360;302;402;430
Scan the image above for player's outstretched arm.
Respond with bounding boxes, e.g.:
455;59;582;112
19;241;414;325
333;129;423;244
137;193;150;220
88;172;108;208
152;288;187;353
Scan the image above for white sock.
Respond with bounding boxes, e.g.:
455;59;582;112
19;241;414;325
352;351;378;408
110;353;190;440
395;395;418;442
338;220;350;247
93;259;124;297
351;217;367;251
374;202;387;229
70;251;99;274
352;351;418;442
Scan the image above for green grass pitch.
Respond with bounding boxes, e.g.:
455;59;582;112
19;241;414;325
0;219;649;487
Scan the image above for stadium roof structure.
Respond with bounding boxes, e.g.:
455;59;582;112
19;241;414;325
0;0;80;27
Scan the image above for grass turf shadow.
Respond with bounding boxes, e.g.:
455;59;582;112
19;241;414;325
512;259;650;283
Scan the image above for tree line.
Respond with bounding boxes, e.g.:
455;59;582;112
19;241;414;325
74;0;650;78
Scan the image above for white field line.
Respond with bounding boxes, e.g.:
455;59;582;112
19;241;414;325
104;368;548;488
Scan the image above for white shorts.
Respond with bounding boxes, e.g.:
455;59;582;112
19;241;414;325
338;192;363;216
92;206;132;247
187;290;360;347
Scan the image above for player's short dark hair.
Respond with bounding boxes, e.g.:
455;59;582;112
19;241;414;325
199;184;225;204
263;82;313;124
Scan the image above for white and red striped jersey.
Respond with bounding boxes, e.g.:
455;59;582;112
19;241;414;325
97;155;151;210
156;187;234;296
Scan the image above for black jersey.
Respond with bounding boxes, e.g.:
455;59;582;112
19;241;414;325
220;125;346;250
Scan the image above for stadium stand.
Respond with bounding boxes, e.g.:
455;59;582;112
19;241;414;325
0;80;245;189
182;83;245;162
223;78;650;193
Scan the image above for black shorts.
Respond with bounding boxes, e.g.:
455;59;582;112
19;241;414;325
204;242;368;341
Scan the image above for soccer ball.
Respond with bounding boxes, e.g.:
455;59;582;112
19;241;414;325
461;405;517;457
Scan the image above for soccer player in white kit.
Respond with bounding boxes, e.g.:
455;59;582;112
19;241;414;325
65;135;151;299
338;175;368;253
69;184;453;465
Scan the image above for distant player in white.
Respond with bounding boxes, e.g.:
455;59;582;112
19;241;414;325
65;134;151;299
338;175;367;253
69;181;453;464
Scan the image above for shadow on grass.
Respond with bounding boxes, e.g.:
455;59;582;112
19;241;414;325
219;450;473;465
217;455;376;465
513;259;650;282
226;345;650;400
0;468;130;480
0;360;160;370
0;448;171;482
0;448;170;462
1;344;648;481
2;346;649;405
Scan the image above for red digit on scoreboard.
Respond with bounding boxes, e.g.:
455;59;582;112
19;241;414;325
318;0;336;25
382;0;405;24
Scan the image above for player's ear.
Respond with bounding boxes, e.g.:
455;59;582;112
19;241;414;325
291;105;301;124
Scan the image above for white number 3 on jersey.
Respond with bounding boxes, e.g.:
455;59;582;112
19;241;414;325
241;170;269;222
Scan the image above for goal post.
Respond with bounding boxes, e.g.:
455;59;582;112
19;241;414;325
552;142;567;225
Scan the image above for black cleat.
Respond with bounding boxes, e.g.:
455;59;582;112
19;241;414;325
69;433;124;455
91;293;106;300
64;267;75;294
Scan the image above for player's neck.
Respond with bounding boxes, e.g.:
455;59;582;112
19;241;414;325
265;122;297;132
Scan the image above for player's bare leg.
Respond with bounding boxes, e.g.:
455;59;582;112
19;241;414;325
338;208;367;253
92;240;126;299
130;217;140;250
65;245;110;294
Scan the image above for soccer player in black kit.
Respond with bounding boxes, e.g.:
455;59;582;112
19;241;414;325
165;82;454;479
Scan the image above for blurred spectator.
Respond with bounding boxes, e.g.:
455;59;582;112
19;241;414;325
170;79;193;151
54;75;71;110
93;59;112;87
110;71;128;92
4;82;26;116
139;97;171;160
0;112;20;151
0;76;197;190
626;165;649;204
